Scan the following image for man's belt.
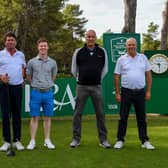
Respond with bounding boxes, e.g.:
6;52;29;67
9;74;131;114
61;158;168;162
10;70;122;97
32;87;52;92
122;87;144;93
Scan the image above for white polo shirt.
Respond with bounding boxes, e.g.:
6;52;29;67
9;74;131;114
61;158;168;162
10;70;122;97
114;53;151;89
0;48;26;85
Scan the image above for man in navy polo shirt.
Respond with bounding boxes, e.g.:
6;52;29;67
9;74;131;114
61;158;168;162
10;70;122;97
70;29;111;148
0;32;26;151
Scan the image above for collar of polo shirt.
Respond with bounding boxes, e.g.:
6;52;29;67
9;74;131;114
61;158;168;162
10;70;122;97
36;55;49;61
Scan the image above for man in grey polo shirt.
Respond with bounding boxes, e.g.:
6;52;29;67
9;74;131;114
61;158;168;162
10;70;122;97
26;38;57;150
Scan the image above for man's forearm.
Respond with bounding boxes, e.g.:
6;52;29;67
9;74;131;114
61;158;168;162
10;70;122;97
146;71;152;92
26;75;32;83
114;74;120;94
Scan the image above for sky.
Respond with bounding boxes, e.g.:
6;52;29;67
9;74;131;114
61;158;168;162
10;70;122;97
67;0;165;38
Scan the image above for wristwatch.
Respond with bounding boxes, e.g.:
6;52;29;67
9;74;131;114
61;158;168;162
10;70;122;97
149;54;168;74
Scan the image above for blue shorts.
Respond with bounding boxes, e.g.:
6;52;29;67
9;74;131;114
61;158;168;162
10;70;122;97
30;89;54;117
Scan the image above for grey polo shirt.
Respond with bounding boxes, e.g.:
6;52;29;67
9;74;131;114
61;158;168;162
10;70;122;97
26;56;58;89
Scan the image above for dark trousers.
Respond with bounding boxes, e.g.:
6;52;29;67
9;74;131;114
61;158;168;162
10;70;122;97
0;84;2;104
72;84;107;143
0;84;22;143
117;87;149;144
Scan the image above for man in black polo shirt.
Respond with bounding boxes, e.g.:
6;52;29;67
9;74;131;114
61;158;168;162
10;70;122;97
70;29;111;148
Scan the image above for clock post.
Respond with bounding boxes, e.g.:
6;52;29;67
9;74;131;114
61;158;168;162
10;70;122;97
145;50;168;114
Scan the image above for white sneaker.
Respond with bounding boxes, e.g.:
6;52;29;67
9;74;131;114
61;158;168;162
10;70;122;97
70;139;80;148
0;142;11;151
13;141;25;151
27;140;36;150
114;141;124;149
99;140;111;148
142;141;155;150
44;139;55;149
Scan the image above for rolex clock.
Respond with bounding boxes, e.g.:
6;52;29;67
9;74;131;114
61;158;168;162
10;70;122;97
149;54;168;74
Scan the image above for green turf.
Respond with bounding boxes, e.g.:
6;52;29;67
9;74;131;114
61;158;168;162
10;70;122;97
0;115;168;168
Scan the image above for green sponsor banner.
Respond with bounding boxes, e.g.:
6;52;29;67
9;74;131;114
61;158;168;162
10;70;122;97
102;33;141;114
23;78;76;117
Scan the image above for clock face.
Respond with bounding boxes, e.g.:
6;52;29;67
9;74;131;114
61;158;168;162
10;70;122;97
149;54;168;74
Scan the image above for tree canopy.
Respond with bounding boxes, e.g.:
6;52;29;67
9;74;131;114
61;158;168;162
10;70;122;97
141;22;160;52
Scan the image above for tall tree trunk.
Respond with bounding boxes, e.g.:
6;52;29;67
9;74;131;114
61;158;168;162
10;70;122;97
16;1;28;53
122;0;137;33
161;0;168;50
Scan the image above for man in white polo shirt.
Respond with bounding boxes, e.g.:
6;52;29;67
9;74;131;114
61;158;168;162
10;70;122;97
113;38;155;150
0;32;26;151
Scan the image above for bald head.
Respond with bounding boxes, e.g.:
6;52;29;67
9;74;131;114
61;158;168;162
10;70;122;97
126;38;137;46
125;38;137;57
85;29;97;38
85;29;97;48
